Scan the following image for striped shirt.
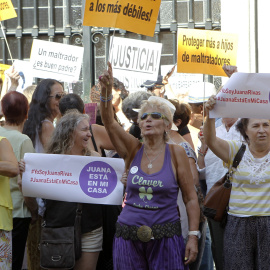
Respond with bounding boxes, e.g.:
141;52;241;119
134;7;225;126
226;140;270;217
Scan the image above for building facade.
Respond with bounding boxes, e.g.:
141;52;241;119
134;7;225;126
0;0;221;102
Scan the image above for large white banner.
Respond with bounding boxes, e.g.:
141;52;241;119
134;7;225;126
30;40;84;83
210;72;270;119
22;153;125;205
109;37;162;92
4;60;33;93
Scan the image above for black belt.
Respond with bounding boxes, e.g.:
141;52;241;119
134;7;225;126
115;220;181;242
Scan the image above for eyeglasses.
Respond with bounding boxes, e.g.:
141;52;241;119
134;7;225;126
140;112;168;121
49;93;65;100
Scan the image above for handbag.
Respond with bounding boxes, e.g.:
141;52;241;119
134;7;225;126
203;143;246;222
40;203;82;269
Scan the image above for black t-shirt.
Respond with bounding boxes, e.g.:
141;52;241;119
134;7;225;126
44;200;103;234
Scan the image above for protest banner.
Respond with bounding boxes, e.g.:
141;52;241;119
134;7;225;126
83;0;161;37
22;153;125;205
209;73;270;119
0;0;17;21
177;29;238;76
84;103;97;125
0;63;10;82
11;60;34;92
161;64;203;97
109;37;162;91
30;39;84;82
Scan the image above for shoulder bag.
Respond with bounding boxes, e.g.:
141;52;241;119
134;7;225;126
40;203;82;269
203;143;246;222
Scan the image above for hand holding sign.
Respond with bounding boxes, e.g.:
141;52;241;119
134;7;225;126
22;153;125;205
5;66;20;91
210;73;270;119
222;64;238;78
205;95;217;117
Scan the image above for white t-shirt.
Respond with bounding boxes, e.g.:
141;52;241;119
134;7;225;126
226;140;270;217
198;121;242;194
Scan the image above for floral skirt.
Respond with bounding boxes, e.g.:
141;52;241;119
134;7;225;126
0;230;12;270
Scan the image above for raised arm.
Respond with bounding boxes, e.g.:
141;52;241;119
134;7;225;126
203;96;230;163
99;62;140;161
6;67;20;92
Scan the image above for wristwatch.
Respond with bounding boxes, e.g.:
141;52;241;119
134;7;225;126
188;230;201;239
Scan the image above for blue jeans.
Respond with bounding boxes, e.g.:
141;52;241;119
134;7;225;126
199;224;214;270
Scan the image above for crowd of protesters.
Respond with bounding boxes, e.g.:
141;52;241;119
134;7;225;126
0;62;269;270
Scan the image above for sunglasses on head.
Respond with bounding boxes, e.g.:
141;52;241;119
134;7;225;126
49;93;65;100
140;112;168;121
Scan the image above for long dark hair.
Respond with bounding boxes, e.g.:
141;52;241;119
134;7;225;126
23;79;62;146
236;118;250;143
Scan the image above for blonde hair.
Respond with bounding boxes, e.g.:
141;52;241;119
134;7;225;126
23;85;37;104
138;99;173;142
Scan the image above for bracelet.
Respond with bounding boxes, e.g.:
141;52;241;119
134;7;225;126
188;230;201;239
100;94;113;102
198;147;207;156
198;151;206;157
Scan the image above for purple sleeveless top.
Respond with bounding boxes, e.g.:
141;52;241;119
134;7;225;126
118;144;179;227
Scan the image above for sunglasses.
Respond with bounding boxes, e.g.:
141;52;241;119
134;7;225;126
49;93;65;100
140;112;168;121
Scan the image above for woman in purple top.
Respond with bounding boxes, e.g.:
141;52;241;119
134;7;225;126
99;63;200;270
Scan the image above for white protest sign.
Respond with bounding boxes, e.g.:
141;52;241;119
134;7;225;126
109;37;162;91
12;60;33;92
210;73;270;119
22;153;125;205
161;65;203;96
30;40;84;82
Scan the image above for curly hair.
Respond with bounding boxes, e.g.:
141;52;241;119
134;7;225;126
138;99;173;142
46;110;89;155
169;99;191;130
22;79;62;146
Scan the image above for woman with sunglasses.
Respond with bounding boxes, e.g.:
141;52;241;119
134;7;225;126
99;63;200;270
23;79;65;153
22;78;64;270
